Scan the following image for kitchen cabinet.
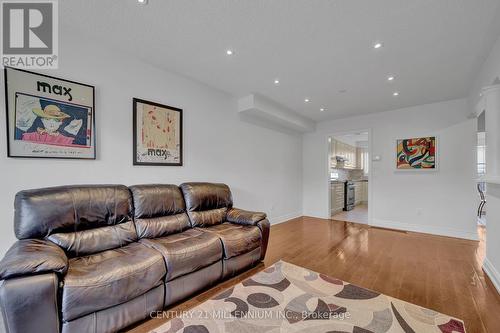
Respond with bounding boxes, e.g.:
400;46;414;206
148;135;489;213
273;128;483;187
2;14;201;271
362;182;368;202
330;182;345;215
330;139;359;170
353;181;368;205
331;181;368;215
344;144;357;169
330;140;338;168
357;147;369;172
353;182;361;205
356;148;363;169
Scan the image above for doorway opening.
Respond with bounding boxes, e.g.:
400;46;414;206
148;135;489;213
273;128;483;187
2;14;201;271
328;130;369;224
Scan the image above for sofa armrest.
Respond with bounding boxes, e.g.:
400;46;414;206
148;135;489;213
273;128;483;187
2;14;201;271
256;219;270;261
226;208;267;226
1;273;61;333
0;239;68;280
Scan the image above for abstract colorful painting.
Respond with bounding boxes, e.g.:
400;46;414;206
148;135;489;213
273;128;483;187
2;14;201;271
133;98;183;166
397;136;437;170
5;67;95;159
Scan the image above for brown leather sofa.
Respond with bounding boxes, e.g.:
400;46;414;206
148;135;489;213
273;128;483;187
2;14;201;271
0;183;270;333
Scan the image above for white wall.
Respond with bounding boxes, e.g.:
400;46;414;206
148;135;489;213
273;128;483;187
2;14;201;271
303;98;478;240
470;33;500;107
0;30;303;256
469;33;500;293
484;184;500;293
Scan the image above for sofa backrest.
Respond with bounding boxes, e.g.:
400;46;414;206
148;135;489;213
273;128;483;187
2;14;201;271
180;182;233;227
129;184;190;238
14;185;136;257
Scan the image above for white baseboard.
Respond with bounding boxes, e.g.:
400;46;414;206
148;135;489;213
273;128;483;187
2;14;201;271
269;211;302;225
302;213;330;220
483;258;500;295
371;218;479;241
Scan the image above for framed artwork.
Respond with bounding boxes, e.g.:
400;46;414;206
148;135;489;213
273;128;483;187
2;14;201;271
4;67;95;159
396;136;437;170
133;98;183;166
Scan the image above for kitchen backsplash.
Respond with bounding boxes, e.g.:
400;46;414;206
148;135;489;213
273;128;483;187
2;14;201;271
331;168;366;181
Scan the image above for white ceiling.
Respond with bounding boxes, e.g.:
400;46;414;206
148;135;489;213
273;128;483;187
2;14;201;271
60;0;500;122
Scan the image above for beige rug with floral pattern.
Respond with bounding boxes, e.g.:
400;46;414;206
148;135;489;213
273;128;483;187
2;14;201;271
151;260;466;333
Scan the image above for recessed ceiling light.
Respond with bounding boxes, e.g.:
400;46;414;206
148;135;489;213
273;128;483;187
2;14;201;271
137;0;148;4
320;108;325;112
304;98;310;103
339;89;347;93
373;42;383;49
387;76;395;81
226;49;233;56
274;79;280;85
393;92;399;96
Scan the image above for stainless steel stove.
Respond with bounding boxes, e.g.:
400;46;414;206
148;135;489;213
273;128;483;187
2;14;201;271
344;181;355;211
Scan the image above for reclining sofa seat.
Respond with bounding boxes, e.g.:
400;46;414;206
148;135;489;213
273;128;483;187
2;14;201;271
0;182;270;333
0;185;166;333
180;182;270;279
129;184;223;306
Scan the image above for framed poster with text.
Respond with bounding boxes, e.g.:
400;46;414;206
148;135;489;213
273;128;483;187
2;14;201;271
133;98;183;166
4;67;95;159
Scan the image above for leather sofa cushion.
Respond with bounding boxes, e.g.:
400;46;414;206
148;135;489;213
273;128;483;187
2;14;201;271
199;223;261;259
180;183;233;211
223;246;261;279
180;183;233;227
164;261;222;307
135;213;190;239
61;242;165;321
187;207;228;228
140;228;222;281
130;184;186;218
48;221;137;257
14;185;133;240
0;239;68;279
130;185;190;238
226;208;267;225
62;285;164;333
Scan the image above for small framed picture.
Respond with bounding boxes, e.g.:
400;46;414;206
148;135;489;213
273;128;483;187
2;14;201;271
133;98;183;166
396;136;437;170
4;67;96;159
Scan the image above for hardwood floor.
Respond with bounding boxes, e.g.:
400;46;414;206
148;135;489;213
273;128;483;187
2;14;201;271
127;218;500;333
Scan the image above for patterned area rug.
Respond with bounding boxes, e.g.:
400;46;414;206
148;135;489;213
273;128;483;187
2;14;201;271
151;261;466;333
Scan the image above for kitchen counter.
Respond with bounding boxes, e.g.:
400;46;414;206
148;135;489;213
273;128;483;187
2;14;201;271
330;179;368;183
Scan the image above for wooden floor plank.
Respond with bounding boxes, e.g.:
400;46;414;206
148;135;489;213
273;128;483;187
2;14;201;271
126;217;500;333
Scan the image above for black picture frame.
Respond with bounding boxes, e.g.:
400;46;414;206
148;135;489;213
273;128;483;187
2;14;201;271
132;98;183;166
4;67;96;159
